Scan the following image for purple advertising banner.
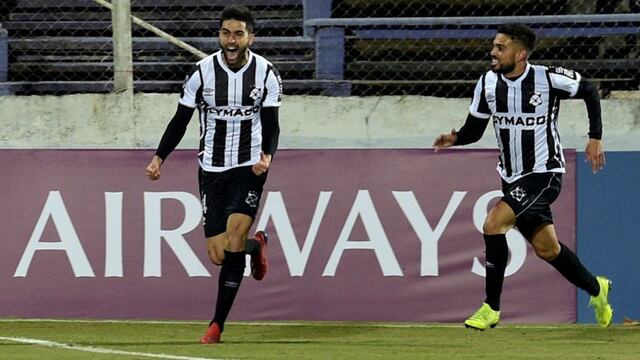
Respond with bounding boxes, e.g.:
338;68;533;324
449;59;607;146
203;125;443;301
0;149;576;323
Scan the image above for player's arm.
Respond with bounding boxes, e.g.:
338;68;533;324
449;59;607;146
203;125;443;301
145;104;195;180
549;67;604;173
434;74;491;151
433;114;490;151
574;79;605;173
252;106;280;175
253;63;282;175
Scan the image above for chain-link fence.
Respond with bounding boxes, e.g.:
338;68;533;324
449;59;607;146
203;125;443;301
1;0;638;96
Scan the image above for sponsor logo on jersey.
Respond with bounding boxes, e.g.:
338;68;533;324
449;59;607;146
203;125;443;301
493;115;547;126
206;106;261;117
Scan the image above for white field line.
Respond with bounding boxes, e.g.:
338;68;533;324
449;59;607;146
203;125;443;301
0;336;227;360
0;318;610;330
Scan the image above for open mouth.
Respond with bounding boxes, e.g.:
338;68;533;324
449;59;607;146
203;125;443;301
225;47;239;63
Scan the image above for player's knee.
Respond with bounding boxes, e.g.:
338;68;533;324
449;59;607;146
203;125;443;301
533;242;560;261
483;218;507;235
222;231;244;252
208;247;224;266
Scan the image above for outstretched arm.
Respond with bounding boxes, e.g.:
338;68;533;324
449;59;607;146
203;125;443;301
433;114;490;152
146;104;195;180
575;80;605;173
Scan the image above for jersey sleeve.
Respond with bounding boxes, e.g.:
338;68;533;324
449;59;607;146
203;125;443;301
178;67;202;108
468;75;491;119
262;65;283;107
548;66;582;98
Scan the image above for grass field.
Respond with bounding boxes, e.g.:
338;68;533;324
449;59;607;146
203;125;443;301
1;319;639;359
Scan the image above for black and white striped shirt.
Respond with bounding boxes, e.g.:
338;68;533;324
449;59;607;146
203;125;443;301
469;63;581;183
179;50;282;172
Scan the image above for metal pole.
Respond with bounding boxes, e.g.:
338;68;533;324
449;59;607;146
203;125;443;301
111;0;133;92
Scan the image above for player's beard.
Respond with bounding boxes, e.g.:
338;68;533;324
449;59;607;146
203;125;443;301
490;58;516;74
220;41;249;69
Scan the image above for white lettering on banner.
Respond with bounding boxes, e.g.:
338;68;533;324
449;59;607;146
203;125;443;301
470;190;527;277
393;191;467;276
105;192;123;277
14;191;95;277
323;190;403;276
254;191;332;276
143;192;210;277
14;189;530;279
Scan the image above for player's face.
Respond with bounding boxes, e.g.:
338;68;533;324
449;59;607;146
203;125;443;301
219;19;254;69
490;33;525;76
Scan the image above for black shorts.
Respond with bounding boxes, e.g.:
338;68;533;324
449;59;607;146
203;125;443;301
198;165;267;238
501;172;562;240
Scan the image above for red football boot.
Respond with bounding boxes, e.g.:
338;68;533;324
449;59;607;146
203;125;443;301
251;231;269;280
200;322;221;344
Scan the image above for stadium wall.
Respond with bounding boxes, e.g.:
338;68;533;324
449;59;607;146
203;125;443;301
1;93;639;150
1;93;638;324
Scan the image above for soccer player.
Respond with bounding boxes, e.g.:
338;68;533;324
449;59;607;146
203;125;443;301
145;5;282;343
433;23;613;330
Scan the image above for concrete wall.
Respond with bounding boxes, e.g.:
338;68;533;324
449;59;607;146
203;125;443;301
1;92;639;150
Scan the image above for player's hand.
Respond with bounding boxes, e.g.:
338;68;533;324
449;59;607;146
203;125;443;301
585;138;605;174
146;155;163;180
252;151;271;175
433;129;458;152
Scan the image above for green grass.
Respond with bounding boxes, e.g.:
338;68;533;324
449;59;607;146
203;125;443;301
1;319;639;359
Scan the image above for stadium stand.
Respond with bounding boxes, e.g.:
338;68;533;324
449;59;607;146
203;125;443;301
308;14;640;96
0;0;638;96
1;0;349;95
310;0;640;96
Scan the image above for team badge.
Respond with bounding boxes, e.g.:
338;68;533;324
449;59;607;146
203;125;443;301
249;85;262;101
529;93;542;107
245;191;259;208
510;186;527;202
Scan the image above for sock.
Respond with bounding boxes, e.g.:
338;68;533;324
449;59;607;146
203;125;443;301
484;234;508;311
548;242;599;296
245;238;259;256
211;250;246;332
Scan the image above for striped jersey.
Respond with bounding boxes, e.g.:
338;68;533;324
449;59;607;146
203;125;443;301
469;63;581;183
179;50;282;172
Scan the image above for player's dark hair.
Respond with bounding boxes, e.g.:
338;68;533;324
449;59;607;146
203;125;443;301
219;5;255;33
496;23;536;53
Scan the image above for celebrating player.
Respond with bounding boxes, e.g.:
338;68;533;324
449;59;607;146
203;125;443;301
146;5;282;343
433;23;612;330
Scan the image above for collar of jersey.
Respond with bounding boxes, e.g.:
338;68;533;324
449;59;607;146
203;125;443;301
215;50;254;75
500;62;531;84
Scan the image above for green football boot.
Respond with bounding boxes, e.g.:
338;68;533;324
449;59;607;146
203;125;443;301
464;302;500;330
589;276;613;328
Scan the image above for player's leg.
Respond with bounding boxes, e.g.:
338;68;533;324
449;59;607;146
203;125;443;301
236;166;270;280
206;233;226;265
482;200;516;309
517;172;612;327
465;200;515;330
529;223;597;292
247;230;269;280
528;223;612;327
201;213;253;344
202;166;269;343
